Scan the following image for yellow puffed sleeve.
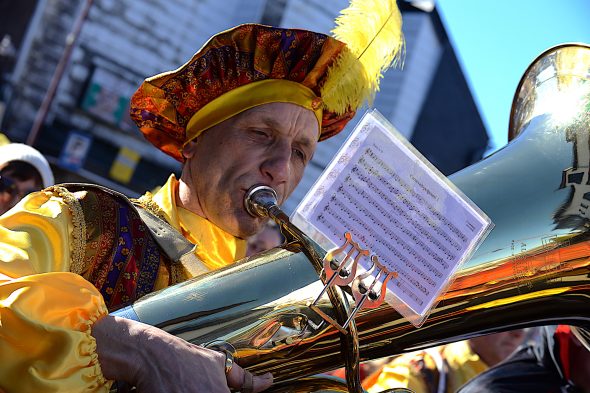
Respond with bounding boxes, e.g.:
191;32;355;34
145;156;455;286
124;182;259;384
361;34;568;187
0;272;111;392
0;191;112;392
0;190;74;277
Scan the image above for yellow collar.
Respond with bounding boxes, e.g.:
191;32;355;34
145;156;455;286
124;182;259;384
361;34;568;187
151;174;246;271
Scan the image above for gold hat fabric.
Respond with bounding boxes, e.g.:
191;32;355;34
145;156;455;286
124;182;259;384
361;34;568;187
131;25;349;161
130;0;403;162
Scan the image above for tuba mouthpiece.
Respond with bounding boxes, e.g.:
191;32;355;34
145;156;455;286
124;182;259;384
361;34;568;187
244;185;278;218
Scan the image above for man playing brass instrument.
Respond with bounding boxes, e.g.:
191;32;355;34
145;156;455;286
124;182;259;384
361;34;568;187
0;1;404;391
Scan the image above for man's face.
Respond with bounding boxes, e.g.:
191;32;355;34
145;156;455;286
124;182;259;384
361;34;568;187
246;225;283;256
0;170;42;215
469;329;526;367
178;102;319;239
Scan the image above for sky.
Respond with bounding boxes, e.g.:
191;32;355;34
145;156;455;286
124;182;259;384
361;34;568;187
435;0;590;154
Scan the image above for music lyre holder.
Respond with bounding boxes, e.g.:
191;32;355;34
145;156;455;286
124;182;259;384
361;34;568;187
310;232;398;334
244;185;398;335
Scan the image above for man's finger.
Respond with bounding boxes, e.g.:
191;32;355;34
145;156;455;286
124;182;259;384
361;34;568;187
227;363;273;393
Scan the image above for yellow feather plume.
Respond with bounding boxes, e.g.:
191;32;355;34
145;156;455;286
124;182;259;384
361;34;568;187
321;0;405;115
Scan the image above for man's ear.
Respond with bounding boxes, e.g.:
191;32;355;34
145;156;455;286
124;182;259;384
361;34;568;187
182;140;197;160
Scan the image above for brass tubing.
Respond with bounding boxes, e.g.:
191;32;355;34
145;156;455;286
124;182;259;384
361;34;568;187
113;44;590;392
246;186;363;393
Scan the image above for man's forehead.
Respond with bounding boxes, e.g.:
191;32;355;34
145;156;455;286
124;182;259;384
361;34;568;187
238;104;319;143
240;103;307;120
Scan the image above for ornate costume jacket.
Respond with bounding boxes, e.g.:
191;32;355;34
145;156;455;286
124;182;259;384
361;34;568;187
0;175;246;392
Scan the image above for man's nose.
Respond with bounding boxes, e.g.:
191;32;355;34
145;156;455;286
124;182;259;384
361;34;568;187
261;146;290;186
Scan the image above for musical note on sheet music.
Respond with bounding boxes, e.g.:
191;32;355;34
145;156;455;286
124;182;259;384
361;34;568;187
293;110;493;320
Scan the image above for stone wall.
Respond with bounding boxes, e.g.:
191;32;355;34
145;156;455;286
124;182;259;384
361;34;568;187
3;0;252;191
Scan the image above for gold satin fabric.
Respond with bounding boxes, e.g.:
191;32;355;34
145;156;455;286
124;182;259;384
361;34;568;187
150;174;246;271
0;191;111;392
366;341;488;393
0;176;245;392
184;79;323;147
0;189;76;278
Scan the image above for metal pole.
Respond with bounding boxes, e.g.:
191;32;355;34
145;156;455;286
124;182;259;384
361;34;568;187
26;0;93;146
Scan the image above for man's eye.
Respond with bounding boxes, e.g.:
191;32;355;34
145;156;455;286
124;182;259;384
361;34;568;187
251;129;269;138
293;148;306;162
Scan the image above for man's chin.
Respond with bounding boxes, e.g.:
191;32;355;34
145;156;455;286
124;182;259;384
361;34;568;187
235;217;268;239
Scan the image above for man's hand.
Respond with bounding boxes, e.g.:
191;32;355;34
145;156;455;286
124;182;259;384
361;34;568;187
92;315;273;392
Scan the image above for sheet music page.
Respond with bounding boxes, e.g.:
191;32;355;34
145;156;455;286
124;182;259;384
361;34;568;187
292;110;493;321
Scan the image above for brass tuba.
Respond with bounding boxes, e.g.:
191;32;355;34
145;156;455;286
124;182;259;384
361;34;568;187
113;43;590;392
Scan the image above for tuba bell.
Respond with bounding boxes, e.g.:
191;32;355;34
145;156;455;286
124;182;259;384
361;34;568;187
113;43;590;392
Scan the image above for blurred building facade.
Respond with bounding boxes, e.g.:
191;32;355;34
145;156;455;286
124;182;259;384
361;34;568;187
0;0;488;208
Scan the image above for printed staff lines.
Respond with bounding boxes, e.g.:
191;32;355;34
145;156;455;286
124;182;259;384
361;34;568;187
347;174;447;269
323;199;431;297
351;163;458;262
346;179;449;272
337;187;441;285
362;148;468;243
317;212;340;238
317;209;426;306
318;203;431;293
357;157;462;253
394;278;424;306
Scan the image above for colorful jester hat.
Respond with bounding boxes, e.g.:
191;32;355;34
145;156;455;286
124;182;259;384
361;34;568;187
130;0;405;162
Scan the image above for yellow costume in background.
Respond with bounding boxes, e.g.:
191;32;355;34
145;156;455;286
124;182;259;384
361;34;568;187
0;175;245;392
366;341;489;393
